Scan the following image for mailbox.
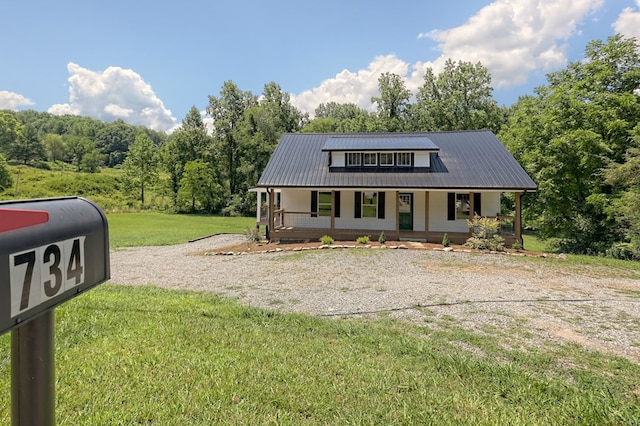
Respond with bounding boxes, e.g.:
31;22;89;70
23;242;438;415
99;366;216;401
0;196;110;336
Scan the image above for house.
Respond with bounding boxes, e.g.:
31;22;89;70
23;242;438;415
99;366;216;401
253;131;537;245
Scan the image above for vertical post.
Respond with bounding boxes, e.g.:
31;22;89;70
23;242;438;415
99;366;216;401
468;192;474;237
424;191;430;241
12;310;56;426
395;191;400;240
515;192;523;247
268;188;274;242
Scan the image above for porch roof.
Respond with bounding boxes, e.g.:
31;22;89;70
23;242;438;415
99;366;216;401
257;131;537;191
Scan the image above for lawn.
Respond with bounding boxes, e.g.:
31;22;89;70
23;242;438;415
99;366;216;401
107;212;255;247
0;285;638;425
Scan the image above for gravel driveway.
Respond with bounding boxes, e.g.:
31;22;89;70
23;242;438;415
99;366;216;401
110;234;640;363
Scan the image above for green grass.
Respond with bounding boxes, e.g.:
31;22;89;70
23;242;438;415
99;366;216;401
1;285;638;425
107;212;255;247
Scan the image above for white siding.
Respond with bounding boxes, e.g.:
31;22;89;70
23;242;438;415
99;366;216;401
335;190;396;231
414;152;430;167
329;151;430;168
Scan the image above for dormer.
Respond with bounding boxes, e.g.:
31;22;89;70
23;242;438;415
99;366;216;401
321;135;440;172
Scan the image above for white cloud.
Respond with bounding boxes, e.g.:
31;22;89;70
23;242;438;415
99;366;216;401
0;91;34;110
48;62;177;132
292;0;603;114
614;0;640;41
291;55;409;115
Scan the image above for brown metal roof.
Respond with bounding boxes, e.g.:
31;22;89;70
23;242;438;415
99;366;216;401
257;131;538;190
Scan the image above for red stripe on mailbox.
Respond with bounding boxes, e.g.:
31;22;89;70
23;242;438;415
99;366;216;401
0;208;50;232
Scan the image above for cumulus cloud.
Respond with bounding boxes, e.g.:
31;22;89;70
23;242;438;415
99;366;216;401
0;91;34;110
48;62;177;132
292;0;603;114
614;0;640;41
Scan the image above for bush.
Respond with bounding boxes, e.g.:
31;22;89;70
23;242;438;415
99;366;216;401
442;233;450;247
511;242;522;251
244;227;262;243
356;235;370;245
378;231;386;244
605;242;638;261
319;235;334;245
465;215;505;251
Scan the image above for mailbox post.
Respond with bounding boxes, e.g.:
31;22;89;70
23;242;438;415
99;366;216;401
0;197;110;425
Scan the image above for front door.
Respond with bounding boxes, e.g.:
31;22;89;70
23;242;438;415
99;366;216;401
399;193;413;230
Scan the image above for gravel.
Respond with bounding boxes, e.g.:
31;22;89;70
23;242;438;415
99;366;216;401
110;234;640;363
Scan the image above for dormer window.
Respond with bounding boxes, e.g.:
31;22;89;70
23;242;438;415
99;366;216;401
379;153;393;166
363;153;377;166
346;152;361;166
397;152;413;167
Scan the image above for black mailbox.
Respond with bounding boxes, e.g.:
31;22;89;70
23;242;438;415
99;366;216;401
0;196;110;336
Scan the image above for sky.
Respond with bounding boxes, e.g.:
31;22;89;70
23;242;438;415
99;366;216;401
1;0;639;133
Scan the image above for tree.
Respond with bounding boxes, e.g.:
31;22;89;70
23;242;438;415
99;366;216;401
161;106;213;208
122;133;158;208
0;111;23;157
7;125;45;164
499;35;640;254
371;72;411;132
416;59;502;132
95;119;137;167
0;153;12;190
44;134;66;162
66;136;98;171
177;160;223;212
207;81;258;196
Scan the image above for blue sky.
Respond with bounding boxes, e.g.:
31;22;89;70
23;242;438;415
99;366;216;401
1;0;639;132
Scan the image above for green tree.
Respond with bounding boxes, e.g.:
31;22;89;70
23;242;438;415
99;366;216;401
371;72;411;132
0;111;24;157
0;153;12;190
96;119;137;167
7;125;45;164
499;35;640;254
207;81;258;196
122;133;158;208
305;102;371;133
44;133;66;162
162;106;213;208
415;59;502;132
177;160;223;212
66;136;97;171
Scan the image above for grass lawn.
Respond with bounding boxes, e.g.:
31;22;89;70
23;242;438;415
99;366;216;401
1;285;638;425
107;212;255;247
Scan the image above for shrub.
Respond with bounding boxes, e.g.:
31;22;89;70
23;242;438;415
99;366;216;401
605;242;638;261
442;233;450;247
378;231;386;244
511;242;523;251
465;215;504;251
244;227;262;243
319;235;334;245
356;235;370;245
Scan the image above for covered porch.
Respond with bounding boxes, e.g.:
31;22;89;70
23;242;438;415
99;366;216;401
256;188;524;247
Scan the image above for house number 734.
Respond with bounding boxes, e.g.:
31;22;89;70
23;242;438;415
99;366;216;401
9;237;86;318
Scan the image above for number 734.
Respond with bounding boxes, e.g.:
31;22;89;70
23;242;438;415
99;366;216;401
9;237;85;318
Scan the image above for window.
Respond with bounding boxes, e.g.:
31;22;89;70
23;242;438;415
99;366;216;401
379;152;393;166
396;152;412;166
318;192;332;216
362;192;377;218
346;152;361;166
363;153;377;166
456;193;470;219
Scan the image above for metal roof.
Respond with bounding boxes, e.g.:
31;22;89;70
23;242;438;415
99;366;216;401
321;135;439;151
257;131;538;191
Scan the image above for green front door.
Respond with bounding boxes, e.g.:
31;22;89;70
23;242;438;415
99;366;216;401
399;193;413;230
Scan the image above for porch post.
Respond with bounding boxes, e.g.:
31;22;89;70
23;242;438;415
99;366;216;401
268;187;274;242
468;192;474;237
395;191;400;240
515;192;523;247
424;191;430;241
330;190;335;234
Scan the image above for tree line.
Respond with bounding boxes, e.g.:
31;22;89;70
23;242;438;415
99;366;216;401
1;34;639;258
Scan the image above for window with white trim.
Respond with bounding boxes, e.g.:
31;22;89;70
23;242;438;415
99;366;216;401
346;152;361;166
379;152;393;166
362;153;377;166
456;193;470;219
362;192;377;218
318;192;332;216
396;152;412;166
